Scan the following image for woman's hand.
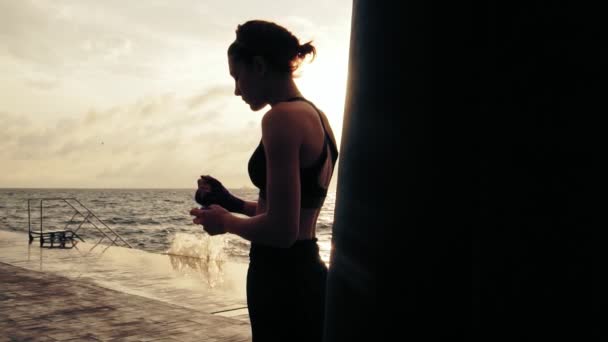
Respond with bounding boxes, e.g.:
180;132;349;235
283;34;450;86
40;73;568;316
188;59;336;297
190;204;230;235
194;175;245;213
197;176;212;192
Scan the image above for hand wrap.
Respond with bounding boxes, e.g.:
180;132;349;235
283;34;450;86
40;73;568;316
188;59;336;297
195;175;245;213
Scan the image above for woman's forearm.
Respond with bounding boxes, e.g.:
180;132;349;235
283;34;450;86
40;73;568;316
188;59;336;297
225;213;297;248
241;200;258;217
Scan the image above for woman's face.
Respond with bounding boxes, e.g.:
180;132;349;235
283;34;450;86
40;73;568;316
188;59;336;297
228;55;266;111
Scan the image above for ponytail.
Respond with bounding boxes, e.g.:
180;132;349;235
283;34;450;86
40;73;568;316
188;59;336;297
297;41;317;62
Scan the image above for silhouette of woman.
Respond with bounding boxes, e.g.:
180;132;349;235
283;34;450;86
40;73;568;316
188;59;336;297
190;20;339;342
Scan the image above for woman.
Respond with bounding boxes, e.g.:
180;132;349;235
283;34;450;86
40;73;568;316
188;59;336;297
190;20;339;342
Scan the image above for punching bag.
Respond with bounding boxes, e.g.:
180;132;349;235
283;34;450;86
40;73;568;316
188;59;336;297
325;2;602;340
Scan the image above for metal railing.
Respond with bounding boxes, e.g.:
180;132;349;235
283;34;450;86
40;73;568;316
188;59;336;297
27;198;132;249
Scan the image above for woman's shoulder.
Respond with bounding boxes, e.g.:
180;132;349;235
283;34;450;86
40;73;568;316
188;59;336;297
260;102;313;145
263;101;311;126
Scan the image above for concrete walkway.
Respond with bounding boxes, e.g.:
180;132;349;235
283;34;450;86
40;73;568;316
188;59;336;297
0;230;251;341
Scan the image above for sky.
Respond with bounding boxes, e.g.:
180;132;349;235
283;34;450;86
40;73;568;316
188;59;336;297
0;0;352;189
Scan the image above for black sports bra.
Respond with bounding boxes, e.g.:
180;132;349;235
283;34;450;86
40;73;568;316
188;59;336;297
247;97;338;209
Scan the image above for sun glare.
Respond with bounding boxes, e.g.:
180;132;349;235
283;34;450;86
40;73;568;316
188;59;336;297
296;50;349;143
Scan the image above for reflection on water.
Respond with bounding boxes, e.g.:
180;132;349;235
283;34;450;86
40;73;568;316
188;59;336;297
165;233;227;288
27;234;113;272
2;229;248;316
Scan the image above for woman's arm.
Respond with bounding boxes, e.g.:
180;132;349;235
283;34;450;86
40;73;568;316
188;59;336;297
240;200;258;217
194;107;302;247
227;108;301;247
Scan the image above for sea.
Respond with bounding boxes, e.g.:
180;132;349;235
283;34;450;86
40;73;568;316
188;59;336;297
0;188;335;264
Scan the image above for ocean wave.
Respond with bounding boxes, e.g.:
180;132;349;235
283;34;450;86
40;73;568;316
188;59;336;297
316;222;333;230
137;218;162;225
104;217;138;225
167;216;188;223
0;189;335;260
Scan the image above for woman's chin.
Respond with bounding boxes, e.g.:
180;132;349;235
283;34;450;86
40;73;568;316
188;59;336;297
250;103;266;111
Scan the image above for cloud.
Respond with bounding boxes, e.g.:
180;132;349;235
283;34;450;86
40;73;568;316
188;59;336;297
187;85;233;110
51;87;231;158
0;2;178;83
0;0;351;188
82;36;133;61
0;1;79;67
25;78;60;90
0;84;253;187
96;160;143;179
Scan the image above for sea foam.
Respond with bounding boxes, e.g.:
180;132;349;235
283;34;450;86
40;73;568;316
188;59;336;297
166;232;227;288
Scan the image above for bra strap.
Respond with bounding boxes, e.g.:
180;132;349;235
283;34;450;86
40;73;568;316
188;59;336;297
286;97;329;139
286;97;338;163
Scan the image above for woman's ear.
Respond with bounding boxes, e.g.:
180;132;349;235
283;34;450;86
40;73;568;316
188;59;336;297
252;55;268;76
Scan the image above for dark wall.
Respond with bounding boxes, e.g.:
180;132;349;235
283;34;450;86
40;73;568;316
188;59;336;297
325;2;602;341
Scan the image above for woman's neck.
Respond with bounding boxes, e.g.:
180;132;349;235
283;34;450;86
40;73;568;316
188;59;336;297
267;77;302;107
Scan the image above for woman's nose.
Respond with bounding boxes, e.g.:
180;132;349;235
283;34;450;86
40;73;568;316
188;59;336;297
234;85;241;96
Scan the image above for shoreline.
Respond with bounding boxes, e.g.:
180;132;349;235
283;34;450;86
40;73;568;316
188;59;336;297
0;230;250;326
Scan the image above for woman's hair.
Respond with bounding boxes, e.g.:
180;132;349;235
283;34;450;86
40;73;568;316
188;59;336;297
228;20;316;74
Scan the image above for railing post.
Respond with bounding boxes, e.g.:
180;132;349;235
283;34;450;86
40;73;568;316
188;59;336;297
26;197;131;249
27;200;32;243
39;199;42;236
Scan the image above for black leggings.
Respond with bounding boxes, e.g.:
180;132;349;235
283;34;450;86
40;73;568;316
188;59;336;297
247;239;327;342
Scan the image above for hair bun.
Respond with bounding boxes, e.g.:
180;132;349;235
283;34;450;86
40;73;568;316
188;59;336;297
297;41;316;60
229;20;317;73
